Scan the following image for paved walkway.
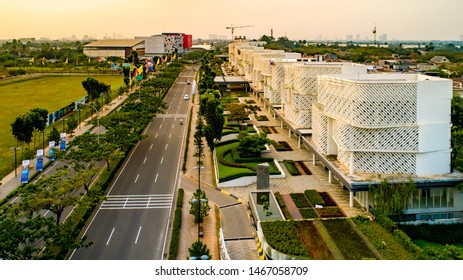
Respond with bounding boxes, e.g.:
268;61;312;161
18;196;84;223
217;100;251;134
282;194;302;219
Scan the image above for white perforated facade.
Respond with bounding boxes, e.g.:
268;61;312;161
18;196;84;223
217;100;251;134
228;43;452;177
314;74;452;176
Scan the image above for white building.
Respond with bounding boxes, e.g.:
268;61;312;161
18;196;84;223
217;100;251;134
313;73;452;176
228;42;463;222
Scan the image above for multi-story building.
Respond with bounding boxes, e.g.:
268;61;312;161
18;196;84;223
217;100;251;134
135;33;193;58
228;42;463;222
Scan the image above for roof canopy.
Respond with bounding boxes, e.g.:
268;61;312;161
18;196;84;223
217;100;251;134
84;39;144;48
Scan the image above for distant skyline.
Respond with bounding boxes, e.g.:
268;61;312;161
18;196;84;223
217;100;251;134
1;0;462;41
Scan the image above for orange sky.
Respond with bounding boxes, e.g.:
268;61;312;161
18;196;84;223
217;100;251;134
1;0;462;41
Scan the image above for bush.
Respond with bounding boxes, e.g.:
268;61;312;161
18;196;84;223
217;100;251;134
316;207;345;218
304;190;325;206
283;160;301;176
261;221;308;257
290;193;310;208
169;188;184;260
299;208;318;219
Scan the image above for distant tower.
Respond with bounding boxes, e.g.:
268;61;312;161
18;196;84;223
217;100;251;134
372;24;377;44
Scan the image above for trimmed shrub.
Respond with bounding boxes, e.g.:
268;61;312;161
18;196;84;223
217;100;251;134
299;208;319;219
316;207;345;218
290;193;310;208
304;190;325;206
283;160;301;176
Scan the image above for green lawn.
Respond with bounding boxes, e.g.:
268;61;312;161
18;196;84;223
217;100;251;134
0;75;124;178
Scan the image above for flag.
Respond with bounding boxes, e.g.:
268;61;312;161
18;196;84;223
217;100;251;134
173;53;177;60
29;57;34;62
138;65;143;75
88;57;91;63
156;58;160;65
164;55;168;63
76;58;78;65
170;54;173;61
65;57;68;64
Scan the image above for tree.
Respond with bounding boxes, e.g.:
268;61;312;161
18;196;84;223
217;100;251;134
11;114;33;147
27;108;48;151
0;212;57;260
20;168;84;225
237;132;273;158
188;240;211;260
81;77;111;100
370;178;416;217
227;103;247;123
47;126;60;143
66;114;78;135
199;90;224;151
189;188;210;224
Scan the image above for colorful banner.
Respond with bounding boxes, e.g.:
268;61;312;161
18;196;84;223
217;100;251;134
36;149;44;171
21;168;29;183
21;160;30;183
60;133;66;151
49;141;55;161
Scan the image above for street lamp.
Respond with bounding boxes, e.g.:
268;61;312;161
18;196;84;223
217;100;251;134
62;118;67;133
78;102;100;145
9;147;21;177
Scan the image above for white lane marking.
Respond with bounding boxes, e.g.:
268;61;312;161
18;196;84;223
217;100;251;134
150;144;153;150
106;228;115;245
169;133;172;138
165;144;168;150
160;157;164;164
159;124;162;129
135;226;142;244
143;157;147;164
155;173;159;183
135;174;139;183
155;133;158;138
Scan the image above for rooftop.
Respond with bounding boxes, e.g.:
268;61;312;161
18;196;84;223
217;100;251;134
84;39;144;48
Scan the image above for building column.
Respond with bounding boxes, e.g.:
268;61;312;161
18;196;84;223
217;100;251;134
312;154;316;166
328;170;332;184
349;191;354;207
297;135;301;149
281;120;284;129
288;129;291;138
349;152;354;175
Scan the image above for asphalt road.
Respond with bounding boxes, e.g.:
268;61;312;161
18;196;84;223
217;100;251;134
70;66;196;260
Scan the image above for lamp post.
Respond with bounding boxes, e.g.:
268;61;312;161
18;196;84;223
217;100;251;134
9;147;21;177
78;102;100;145
62;118;67;133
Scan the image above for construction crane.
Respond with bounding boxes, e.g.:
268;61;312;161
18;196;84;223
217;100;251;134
226;25;254;40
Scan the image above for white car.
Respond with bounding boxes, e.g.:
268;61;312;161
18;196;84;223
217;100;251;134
183;94;189;100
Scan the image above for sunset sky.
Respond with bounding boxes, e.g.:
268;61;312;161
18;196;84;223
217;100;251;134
1;0;462;41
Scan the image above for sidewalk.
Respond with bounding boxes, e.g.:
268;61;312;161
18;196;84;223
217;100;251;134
0;92;131;202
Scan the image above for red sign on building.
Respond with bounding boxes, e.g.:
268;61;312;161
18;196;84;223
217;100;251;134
183;34;192;49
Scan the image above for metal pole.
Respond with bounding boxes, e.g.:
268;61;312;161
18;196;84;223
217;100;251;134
13;148;17;178
197;127;201;241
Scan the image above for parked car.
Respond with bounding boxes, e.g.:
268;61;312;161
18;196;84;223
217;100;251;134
184;94;189;100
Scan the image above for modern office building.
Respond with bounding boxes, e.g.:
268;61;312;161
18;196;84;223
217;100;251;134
228;41;463;222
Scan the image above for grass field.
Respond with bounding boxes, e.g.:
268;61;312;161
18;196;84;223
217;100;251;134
0;75;124;179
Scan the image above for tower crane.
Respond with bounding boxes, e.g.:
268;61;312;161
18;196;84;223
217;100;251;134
226;25;254;40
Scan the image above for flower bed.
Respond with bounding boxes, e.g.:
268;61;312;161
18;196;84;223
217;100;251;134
290;193;311;208
273;141;293;151
298;208;319;219
319;192;337;207
283;160;301;176
304;190;325;206
296;161;312;175
316;207;345;218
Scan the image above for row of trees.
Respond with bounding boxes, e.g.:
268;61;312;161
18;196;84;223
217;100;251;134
0;64;174;258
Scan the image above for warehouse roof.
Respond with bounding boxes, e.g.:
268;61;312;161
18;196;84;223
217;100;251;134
84;39;144;48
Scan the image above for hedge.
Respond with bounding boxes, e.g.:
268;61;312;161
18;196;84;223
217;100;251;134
283;160;301;176
168;188;184;260
304;190;325;206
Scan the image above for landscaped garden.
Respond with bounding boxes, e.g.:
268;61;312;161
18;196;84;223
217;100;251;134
215;140;280;183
